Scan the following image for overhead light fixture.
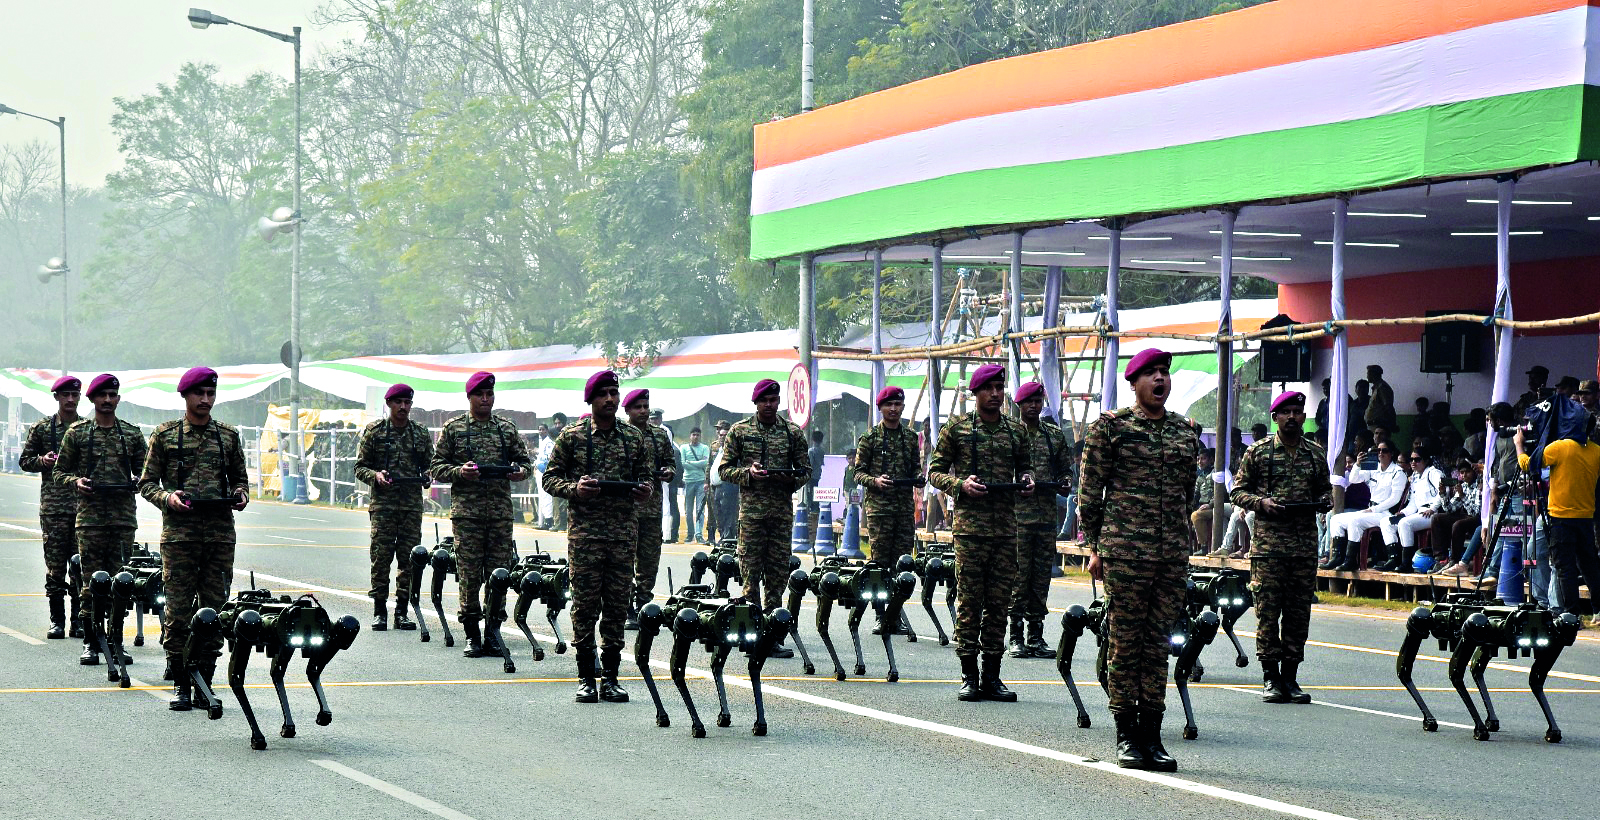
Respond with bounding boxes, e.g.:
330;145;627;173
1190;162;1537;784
1017;251;1087;256
1587;216;1600;221
1466;199;1572;206
1129;259;1207;266
1208;230;1302;237
943;256;1008;262
1213;255;1290;261
1347;211;1426;218
1313;241;1400;248
1449;231;1544;236
1087;235;1171;241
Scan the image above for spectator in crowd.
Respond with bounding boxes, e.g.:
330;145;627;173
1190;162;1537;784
1407;396;1431;446
1516;395;1600;616
710;420;739;542
1315;379;1331;445
1461;407;1490;461
548;412;569;531
1392;446;1445;572
1189;448;1215;554
1433;459;1485;575
1556;375;1580;400
1515;365;1550;418
1250;422;1269;444
1364;365;1397;435
1578;380;1598;416
679;427;711;544
1348;429;1374;462
1322;441;1406;571
534;423;555;528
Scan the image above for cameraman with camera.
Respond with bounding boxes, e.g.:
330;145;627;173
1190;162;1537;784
1515;394;1600;617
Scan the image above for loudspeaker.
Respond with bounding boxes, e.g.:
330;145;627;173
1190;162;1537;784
1420;310;1483;374
1258;314;1313;383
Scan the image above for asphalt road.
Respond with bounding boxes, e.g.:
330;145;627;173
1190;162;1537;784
0;470;1595;820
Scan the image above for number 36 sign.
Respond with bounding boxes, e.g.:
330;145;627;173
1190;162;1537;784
787;363;813;429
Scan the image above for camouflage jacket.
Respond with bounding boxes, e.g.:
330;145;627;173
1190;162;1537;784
138;418;249;542
633;422;675;521
431;414;531;521
1018;420;1072;527
21;414;81;518
1192;471;1215;512
1078;407;1202;563
849;422;921;518
54;418;148;529
717;416;808;520
927;412;1033;535
1230;434;1331;557
354;418;435;512
542;417;649;541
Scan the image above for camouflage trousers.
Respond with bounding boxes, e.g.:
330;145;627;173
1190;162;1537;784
1102;558;1187;714
77;526;135;623
738;513;790;611
1249;556;1317;663
368;508;422;601
1009;524;1057;621
40;513;75;597
634;514;664;603
953;535;1019;657
866;510;916;566
161;538;236;661
570;538;633;652
453;518;515;622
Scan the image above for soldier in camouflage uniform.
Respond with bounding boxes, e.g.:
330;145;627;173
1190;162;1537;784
543;370;650;703
927;364;1034;702
20;376;82;640
717;379;808;659
55;374;147;665
1078;349;1201;771
849;385;921;636
430;371;532;659
354;383;433;633
1230;391;1330;705
1010;381;1072;659
138;367;250;710
623;389;675;630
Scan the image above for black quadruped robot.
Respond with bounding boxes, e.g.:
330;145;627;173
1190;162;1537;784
1184;567;1252;680
688;539;744;592
121;546;165;648
909;543;957;646
183;583;360;750
634;574;792;738
491;549;573;671
406;527;458;647
1397;591;1580;742
83;570;136;688
1055;576;1218;739
787;555;916;682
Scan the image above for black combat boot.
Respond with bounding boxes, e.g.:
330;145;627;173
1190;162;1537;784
460;617;488;658
1280;659;1311;704
1394;545;1414;574
1140;709;1178;772
624;603;640;631
599;647;629;703
68;610;84;639
574;647;600;704
870;602;887;635
79;634;100;666
371;597;389;632
46;594;66;639
393;593;416;631
162;656;178;682
169;675;193;712
956;654;981;702
1319;536;1347;570
1260;659;1289;703
1335;538;1365;572
1365;541;1389;571
1006;618;1028;659
1025;619;1051;658
1113;711;1147;769
980;654;1017;702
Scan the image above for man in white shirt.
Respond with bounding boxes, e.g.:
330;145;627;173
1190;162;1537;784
534;424;556;528
1325;442;1406;571
1391;449;1444;572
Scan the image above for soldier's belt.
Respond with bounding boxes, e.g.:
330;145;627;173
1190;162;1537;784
889;477;927;488
90;482;137;496
475;464;517;479
389;476;433;487
185;496;239;512
595;480;648;497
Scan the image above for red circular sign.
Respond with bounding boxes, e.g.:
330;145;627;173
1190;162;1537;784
787;363;813;428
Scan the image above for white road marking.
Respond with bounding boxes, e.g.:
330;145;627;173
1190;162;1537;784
263;534;316;543
290;516;327;523
0;625;45;645
247;567;1358;820
1215;686;1473;730
128;677;171;703
0;522;42;534
310;759;477;820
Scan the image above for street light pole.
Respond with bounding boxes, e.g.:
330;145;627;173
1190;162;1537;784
0;104;70;378
187;8;309;502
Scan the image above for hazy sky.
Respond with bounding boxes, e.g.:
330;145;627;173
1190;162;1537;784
0;0;362;188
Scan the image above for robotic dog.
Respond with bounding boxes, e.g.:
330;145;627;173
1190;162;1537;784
909;543;957;646
634;578;791;738
1184;567;1252;681
1397;591;1579;742
689;540;744;593
483;550;573;672
405;533;458;647
787;556;916;682
1056;577;1219;739
121;547;165;649
83;570;136;687
184;586;360;750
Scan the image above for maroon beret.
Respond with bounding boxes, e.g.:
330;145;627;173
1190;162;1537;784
1013;381;1044;403
1270;391;1306;414
584;370;619;403
875;386;904;407
176;367;218;394
385;383;414;402
752;379;780;402
50;375;81;394
465;371;495;394
86;374;119;397
1123;348;1172;381
623;388;649;409
968;363;1005;392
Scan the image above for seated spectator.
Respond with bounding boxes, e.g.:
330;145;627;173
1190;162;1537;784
1189;448;1216;553
1556;375;1580;399
1407;396;1431;444
1322;443;1406;570
1250;422;1269;444
1461;407;1489;460
1393;448;1446;572
1434;460;1484;574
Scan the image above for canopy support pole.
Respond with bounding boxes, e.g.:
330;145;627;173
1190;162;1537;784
1008;232;1024;389
929;245;945;446
871;249;885;425
1101;226;1122;412
799;254;816;423
1211;211;1236;554
1041;265;1063;422
1328;197;1350;512
1481;178;1517;533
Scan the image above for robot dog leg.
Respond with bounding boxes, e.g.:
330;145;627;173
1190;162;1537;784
634;603;670;728
709;643;734;728
1529;612;1579;743
1172;611;1219;741
1449;614;1493;741
429;546;456;648
783;569;817;675
228;610;268;749
484;568;517;673
1396;607;1438;732
407;545;433;643
182;607;225;719
305;614;360;728
269;643;298;739
813;571;846;680
1055;605;1094;729
512;571;547;662
748;608;791;737
875;571;917;683
845;601;869;678
669;608;706;738
106;572;135;688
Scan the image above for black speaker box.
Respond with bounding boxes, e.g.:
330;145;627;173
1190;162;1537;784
1420;310;1484;374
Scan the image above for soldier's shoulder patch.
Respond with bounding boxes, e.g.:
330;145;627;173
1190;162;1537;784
362;419;385;433
442;414;470;429
64;418;91;435
118;420;143;436
214;420;239;434
153;419;183;435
